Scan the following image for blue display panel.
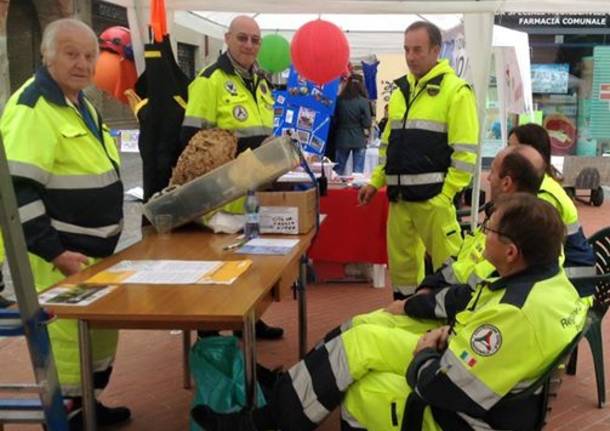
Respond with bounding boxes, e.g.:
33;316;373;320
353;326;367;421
273;66;340;155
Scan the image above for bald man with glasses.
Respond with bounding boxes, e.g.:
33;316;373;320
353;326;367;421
180;16;283;340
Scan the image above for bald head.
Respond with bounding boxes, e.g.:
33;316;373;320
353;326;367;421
225;16;261;69
228;15;260;34
510;144;545;178
488;145;544;201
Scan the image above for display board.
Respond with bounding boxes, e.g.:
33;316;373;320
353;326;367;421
273;66;340;155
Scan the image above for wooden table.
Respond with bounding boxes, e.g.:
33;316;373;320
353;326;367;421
45;228;314;431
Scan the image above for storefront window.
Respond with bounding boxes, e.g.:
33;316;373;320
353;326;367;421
495;13;610;156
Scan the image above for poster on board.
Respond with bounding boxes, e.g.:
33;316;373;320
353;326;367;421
273;66;340;155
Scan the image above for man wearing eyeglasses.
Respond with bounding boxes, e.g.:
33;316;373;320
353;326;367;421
192;193;587;431
181;15;273;157
180;16;283;340
314;144;546;339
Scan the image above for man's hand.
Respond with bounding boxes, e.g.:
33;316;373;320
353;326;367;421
52;251;89;276
357;185;377;206
414;326;451;355
385;299;407;315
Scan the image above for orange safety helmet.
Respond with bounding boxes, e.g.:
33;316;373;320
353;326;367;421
99;26;133;60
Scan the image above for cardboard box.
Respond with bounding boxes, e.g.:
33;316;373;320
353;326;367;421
257;188;316;234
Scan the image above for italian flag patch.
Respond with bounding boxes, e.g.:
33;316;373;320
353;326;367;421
460;350;477;367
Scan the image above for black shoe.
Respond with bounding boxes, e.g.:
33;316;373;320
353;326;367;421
96;402;131;426
68;402;131;430
191;405;257;431
256;363;283;390
255;320;284;340
0;295;15;309
235;320;284;340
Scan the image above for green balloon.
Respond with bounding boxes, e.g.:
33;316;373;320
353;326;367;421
257;34;291;73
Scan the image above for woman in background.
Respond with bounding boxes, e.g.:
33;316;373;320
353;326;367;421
333;76;372;175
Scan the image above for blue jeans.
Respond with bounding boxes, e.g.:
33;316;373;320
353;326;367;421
335;148;365;175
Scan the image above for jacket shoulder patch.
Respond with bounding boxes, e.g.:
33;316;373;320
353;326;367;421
17;82;42;108
470;324;502;356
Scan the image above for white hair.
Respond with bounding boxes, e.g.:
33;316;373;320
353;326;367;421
41;18;99;64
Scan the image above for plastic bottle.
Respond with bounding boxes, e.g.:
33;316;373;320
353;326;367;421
244;190;260;240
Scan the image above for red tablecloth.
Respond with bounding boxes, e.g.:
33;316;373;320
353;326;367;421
308;187;388;264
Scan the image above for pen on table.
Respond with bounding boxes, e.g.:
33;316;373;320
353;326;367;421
223;240;246;251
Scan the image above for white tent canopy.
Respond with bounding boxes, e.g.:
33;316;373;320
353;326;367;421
174;11;462;59
105;0;608;224
176;12;463;59
108;0;610;14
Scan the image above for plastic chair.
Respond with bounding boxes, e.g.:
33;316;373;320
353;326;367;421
566;226;610;408
485;326;587;431
399;329;585;431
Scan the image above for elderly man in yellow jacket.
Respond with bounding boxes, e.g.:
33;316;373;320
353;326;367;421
0;18;129;429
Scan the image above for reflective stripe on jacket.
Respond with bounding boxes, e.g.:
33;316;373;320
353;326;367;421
181;52;274;154
371;59;479;202
538;174;595;267
406;263;587;430
0;67;123;261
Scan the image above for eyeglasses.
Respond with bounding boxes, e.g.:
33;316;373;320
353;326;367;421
234;33;261;45
480;218;516;245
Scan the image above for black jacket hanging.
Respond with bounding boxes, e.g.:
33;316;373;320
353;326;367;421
134;35;190;202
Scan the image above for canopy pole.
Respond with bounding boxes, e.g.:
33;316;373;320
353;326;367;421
464;12;494;229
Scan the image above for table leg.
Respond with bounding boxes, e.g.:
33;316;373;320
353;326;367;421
297;255;308;358
243;310;257;408
78;320;97;431
182;330;192;389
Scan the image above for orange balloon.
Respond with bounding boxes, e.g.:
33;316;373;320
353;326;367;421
93;51;137;104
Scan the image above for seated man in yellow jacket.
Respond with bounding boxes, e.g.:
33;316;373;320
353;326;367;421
316;144;547;340
193;193;587;431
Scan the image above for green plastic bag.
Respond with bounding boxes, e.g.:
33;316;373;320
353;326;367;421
189;336;266;431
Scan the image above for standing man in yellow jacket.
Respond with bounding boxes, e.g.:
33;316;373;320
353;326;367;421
180;16;283;340
358;21;479;299
0;18;129;428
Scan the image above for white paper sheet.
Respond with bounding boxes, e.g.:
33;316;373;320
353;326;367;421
109;260;221;273
99;260;223;284
123;271;206;284
236;238;300;255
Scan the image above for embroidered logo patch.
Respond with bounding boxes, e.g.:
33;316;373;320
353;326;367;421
460;350;477;367
233;105;249;121
225;80;238;96
470;324;502;356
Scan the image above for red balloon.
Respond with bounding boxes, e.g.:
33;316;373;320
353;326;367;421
291;19;350;85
